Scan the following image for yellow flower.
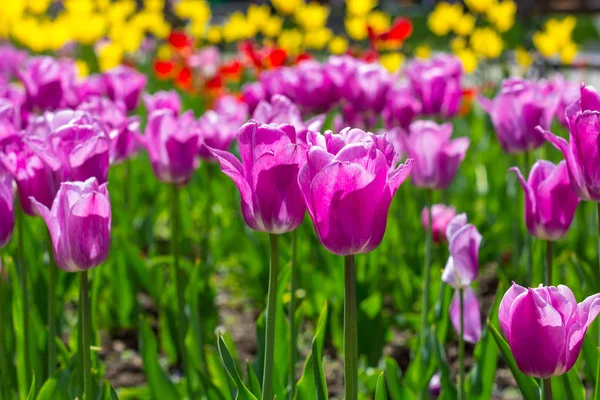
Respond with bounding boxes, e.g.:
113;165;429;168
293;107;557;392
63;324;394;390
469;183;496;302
46;18;71;51
97;41;124;71
456;48;478;73
414;44;431;59
367;10;391;35
545;17;577;49
271;0;302;16
175;0;211;23
206;25;222;44
27;0;51;14
451;37;466;52
295;2;329;30
106;1;136;25
329;35;348;55
427;2;463;36
533;31;558;58
247;4;271;30
560;41;577;64
464;0;496;13
470;27;503;59
346;0;377;16
262;16;283;38
379;52;404;73
304;27;332;50
144;0;164;12
72;12;106;45
76;60;90;78
515;46;533;70
487;0;516;32
156;44;173;61
222;11;254;42
278;29;303;55
345;16;367;41
453;13;476;36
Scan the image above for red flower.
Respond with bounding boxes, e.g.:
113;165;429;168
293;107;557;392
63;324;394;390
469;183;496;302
175;66;192;89
168;31;194;51
153;60;175;79
267;48;287;68
367;17;413;48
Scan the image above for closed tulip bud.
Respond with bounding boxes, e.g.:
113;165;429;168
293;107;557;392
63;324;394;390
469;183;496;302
142;110;201;185
17;56;65;112
0;174;14;248
31;178;111;272
450;287;482;343
103;66;147;112
293;60;335;114
479;78;558;153
299;128;412;255
511;160;579;240
340;62;393;114
429;373;441;398
142;90;182;115
421;204;457;243
541;84;600;202
208;121;307;233
402;121;469;189
499;283;600;378
442;214;481;288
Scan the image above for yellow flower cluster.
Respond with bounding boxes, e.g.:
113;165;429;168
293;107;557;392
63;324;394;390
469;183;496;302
426;0;516;73
345;0;390;41
533;17;578;64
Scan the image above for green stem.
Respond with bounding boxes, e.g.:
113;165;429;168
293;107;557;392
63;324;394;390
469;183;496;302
78;282;84;398
81;271;93;400
545;241;552;287
344;254;358;400
0;252;10;400
289;229;298;398
420;190;433;343
458;288;465;400
262;233;279;400
595;347;600;400
47;231;57;376
543;377;552;400
16;202;30;389
172;185;193;399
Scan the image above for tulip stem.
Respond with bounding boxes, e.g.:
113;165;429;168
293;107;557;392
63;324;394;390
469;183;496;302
420;190;433;344
543;378;552;400
0;253;10;400
47;231;57;376
289;229;298;398
344;254;358;400
81;271;93;400
458;288;465;400
262;233;279;400
16;202;30;389
171;185;193;399
545;241;552;286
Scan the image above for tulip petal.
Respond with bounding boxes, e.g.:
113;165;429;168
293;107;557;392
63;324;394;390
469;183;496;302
498;282;527;338
446;213;468;240
450;287;482;344
510;166;537;235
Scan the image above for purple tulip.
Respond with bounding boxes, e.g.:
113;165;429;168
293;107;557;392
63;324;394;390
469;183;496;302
208;121;307;233
31;178;111;272
325;55;357;103
441;214;481;289
479;78;558;153
298;128;412;255
103;66;147;112
213;94;249;126
196;110;238;160
18;56;66;112
0;45;27;80
450;287;482;343
429;373;441;398
293;60;334;113
511;160;579;240
241;82;267;114
339;61;393;114
499;283;600;378
401;121;469;189
404;54;462;118
142;110;201;185
421;204;457;243
333;105;378;133
540;84;600;202
540;75;579;128
0;174;14;248
260;67;299;103
142;90;182;115
382;84;422;130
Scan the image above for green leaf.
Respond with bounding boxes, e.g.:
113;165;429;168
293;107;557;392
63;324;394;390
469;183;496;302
561;367;585;400
138;317;180;400
487;321;540;400
100;381;120;400
217;334;257;400
36;369;71;400
246;361;262;399
375;372;388;400
383;357;417;400
311;339;327;400
431;330;457;399
26;371;36;400
295;302;328;400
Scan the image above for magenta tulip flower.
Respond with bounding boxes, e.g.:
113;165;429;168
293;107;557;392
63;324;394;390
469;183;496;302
241;82;267;114
213;94;249;126
499;283;600;378
540;84;600;202
142;110;201;185
293;60;334;113
429;373;441;398
31;178;111;272
0;45;27;80
511;160;579;240
196;110;239;161
142;90;182;115
404;54;462;118
103;65;147;112
0;174;14;248
401;121;469;189
340;61;393;114
441;214;481;288
382;84;422;130
208;121;307;233
421;204;457;243
540;75;579;128
18;56;66;111
450;287;482;343
298;128;412;255
479;78;558;153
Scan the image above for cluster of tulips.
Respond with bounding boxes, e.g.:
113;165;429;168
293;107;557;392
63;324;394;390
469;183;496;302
1;38;600;400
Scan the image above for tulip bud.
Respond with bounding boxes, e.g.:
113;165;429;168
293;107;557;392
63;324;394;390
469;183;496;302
429;373;441;398
31;178;111;272
441;214;481;289
499;283;600;378
421;204;457;243
511;160;579;240
17;56;66;111
0;174;14;248
103;66;147;112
